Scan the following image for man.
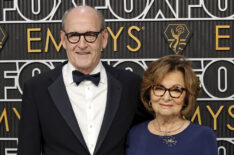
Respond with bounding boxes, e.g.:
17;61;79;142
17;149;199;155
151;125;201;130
17;5;152;155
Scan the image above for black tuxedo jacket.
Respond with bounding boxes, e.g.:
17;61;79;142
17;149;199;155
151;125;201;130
17;62;152;155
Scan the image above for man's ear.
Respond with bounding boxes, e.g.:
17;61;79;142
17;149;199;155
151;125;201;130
60;30;67;49
101;29;109;49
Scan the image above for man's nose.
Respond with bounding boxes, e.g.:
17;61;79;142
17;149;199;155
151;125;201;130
77;35;88;48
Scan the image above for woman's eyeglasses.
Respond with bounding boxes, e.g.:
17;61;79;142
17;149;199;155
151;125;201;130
151;85;186;98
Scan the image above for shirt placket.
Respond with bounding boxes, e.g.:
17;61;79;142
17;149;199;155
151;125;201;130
85;83;95;153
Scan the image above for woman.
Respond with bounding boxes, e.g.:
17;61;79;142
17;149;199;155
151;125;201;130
126;55;218;155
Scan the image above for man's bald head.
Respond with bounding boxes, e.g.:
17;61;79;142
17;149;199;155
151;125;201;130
62;5;106;31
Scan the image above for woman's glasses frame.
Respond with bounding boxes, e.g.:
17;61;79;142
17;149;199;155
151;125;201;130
151;85;186;98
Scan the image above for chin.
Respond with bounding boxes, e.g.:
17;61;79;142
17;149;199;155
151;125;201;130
160;113;173;117
77;64;91;70
75;60;91;67
158;111;177;117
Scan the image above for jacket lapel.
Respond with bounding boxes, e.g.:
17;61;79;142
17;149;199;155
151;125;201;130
94;64;122;154
48;65;88;151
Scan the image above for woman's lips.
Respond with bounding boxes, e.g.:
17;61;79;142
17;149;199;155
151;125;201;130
159;103;173;108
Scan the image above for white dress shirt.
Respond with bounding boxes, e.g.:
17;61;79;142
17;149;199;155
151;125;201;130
62;62;107;155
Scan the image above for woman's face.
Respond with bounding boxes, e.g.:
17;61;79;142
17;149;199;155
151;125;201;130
150;71;186;118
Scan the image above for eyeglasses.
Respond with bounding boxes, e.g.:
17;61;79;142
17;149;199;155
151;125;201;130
151;85;186;98
63;29;104;44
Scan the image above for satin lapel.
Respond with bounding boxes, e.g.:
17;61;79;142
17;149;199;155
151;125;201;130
94;70;122;154
48;74;88;151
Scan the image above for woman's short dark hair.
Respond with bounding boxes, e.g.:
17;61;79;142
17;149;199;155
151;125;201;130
141;55;201;117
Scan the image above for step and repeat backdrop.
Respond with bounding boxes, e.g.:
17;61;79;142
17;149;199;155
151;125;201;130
0;0;234;154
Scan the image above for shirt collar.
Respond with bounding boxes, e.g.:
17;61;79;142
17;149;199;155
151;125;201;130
64;61;106;85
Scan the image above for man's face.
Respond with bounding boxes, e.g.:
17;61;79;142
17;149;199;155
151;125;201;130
61;7;108;74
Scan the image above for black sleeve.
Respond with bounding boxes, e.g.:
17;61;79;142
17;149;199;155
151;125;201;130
17;82;42;155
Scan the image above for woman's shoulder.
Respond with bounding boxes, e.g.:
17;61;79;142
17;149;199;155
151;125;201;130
128;121;150;136
190;122;213;131
189;122;218;154
127;121;151;145
189;122;216;138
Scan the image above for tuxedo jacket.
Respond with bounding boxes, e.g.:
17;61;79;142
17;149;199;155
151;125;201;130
17;61;152;155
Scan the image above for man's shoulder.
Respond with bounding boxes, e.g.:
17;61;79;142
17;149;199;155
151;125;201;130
24;63;62;86
102;62;141;80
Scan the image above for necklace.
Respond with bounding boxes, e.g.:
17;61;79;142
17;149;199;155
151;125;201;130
152;119;185;147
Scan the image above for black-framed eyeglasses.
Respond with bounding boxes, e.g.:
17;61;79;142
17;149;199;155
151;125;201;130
63;29;104;44
151;85;186;98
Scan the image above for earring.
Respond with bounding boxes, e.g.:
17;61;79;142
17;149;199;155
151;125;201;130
148;101;152;107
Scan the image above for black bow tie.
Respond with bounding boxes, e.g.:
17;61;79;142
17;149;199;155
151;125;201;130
72;70;100;86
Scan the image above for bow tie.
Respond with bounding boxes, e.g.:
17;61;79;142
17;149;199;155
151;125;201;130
72;70;100;86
